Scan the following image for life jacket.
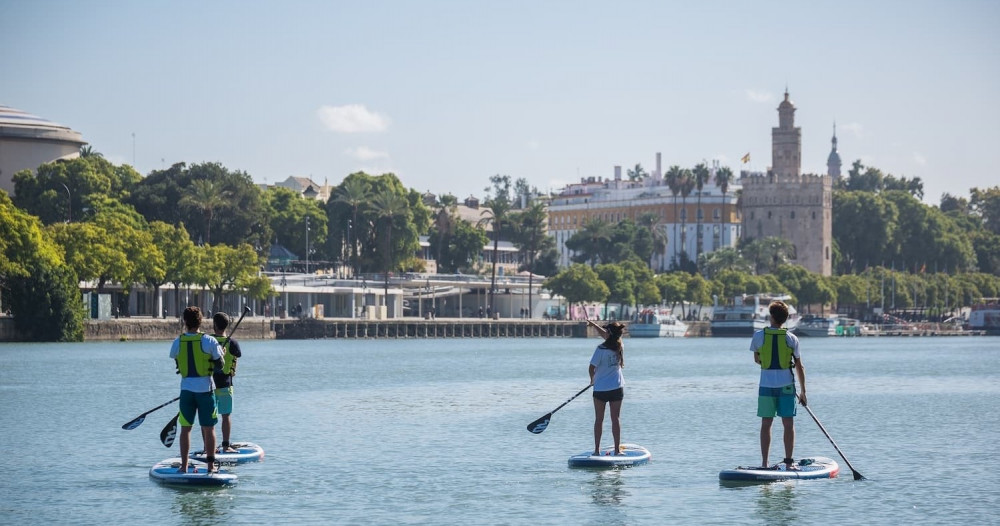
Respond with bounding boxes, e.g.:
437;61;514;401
216;335;235;374
178;333;213;378
759;327;793;370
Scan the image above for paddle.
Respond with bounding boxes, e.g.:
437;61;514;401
161;306;251;447
121;396;180;430
798;394;866;480
526;384;593;434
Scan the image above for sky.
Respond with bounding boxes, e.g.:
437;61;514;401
2;0;998;205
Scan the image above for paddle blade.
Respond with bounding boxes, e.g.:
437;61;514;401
161;414;179;448
852;470;866;481
527;413;552;434
122;415;145;430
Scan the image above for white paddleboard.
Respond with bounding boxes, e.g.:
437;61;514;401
568;443;651;468
192;442;265;465
719;456;839;483
149;458;237;486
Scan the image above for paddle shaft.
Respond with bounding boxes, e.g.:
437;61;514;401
798;395;866;480
527;384;592;434
121;396;180;430
161;306;251;447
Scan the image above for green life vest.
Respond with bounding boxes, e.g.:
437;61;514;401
759;327;793;370
216;335;235;374
178;333;213;378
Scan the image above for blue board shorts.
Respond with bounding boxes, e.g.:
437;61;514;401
179;390;218;427
215;386;234;415
757;385;797;418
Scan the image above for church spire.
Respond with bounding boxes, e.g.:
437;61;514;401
827;121;842;178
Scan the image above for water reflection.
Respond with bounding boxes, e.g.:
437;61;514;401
753;483;799;524
587;469;630;506
174;489;234;525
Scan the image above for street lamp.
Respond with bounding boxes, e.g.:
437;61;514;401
61;183;71;222
305;216;311;274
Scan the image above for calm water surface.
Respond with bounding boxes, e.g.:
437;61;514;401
1;335;998;525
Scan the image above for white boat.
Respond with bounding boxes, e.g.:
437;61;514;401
710;293;799;337
794;315;863;337
969;298;1000;335
629;308;688;338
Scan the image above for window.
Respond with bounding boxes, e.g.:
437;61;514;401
790;211;795;219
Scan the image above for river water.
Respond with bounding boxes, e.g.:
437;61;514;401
1;336;997;525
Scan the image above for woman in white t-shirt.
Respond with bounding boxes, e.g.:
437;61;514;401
587;320;626;456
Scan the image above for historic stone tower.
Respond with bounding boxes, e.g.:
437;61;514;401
740;90;833;276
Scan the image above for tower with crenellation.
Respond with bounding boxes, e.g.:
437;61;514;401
740;90;832;276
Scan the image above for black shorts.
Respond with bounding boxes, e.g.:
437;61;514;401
593;388;624;402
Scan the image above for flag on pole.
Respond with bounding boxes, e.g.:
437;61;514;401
741;152;750;164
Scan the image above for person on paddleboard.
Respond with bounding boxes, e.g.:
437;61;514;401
212;312;243;454
751;300;807;470
170;306;226;473
588;320;626;456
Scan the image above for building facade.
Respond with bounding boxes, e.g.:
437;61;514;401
547;162;741;271
0;105;86;195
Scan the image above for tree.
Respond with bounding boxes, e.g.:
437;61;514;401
678;168;694;259
691;162;710;260
332;176;371;276
13;156;139;225
480;175;514;311
664;165;683;264
596;263;634;318
180;178;229;245
627;163;647;182
714;165;734;245
0;192;83;341
128;162;269;250
832;191;897;274
741;236;796;275
266;187;328;269
636;211;667;271
698;246;751;279
543;264;609;317
509;201;552;317
430;218;488;273
565;218;613;267
201;243;261;313
371;190;410;305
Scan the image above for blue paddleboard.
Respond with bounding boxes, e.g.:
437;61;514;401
149;458;237;486
193;442;265;465
568;443;651;468
719;456;839;483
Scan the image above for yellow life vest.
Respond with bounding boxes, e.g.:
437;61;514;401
759;327;793;370
178;333;213;378
216;335;235;374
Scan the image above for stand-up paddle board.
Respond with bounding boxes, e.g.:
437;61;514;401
719;456;839;483
149;458;237;486
192;442;265;465
568;443;651;468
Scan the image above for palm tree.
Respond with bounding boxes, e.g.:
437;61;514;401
335;178;370;277
678;168;694;258
627;163;647;182
371;191;408;309
479;176;514;312
511;201;548;318
79;145;103;158
637;211;667;271
179;178;229;245
664;165;683;265
692;163;711;260
714;166;735;245
566;218;613;267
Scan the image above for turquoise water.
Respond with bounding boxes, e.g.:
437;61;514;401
1;336;998;525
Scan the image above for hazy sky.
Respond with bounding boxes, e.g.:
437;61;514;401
2;0;998;205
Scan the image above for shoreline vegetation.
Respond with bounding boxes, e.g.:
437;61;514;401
0;317;986;342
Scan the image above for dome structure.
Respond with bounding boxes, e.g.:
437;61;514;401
0;105;87;195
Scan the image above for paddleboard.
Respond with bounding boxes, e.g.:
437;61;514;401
568;443;651;468
192;442;265;465
149;458;237;486
719;456;839;483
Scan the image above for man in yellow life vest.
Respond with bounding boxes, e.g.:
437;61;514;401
212;312;243;453
751;300;807;470
170;306;225;473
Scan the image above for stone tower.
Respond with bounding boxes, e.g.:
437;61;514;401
827;123;842;179
740;90;833;276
